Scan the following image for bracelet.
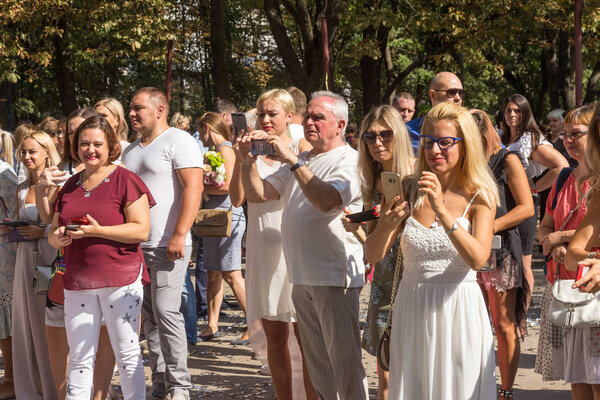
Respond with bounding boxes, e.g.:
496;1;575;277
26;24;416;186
587;250;600;259
445;220;459;235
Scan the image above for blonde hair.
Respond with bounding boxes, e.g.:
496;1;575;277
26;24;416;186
17;131;61;180
0;130;14;167
413;102;498;210
256;89;295;137
357;105;414;206
583;103;600;192
197;112;230;142
95;98;129;141
13;123;35;148
170;112;191;131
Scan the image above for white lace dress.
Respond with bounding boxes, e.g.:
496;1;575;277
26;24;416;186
388;199;496;399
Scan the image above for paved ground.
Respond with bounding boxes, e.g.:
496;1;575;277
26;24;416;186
0;257;572;399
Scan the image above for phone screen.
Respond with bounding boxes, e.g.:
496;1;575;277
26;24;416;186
231;112;249;140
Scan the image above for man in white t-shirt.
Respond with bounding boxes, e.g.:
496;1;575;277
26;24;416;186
238;91;368;399
122;87;203;400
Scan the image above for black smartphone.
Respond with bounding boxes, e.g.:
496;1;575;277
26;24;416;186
250;139;276;156
346;209;378;223
0;220;30;227
231;112;249;140
65;224;81;231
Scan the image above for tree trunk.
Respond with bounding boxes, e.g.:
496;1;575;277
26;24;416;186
54;17;78;116
360;26;381;114
584;61;600;104
210;0;231;100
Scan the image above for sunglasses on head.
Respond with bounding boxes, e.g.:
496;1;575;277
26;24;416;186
433;88;465;98
361;130;393;145
419;135;463;150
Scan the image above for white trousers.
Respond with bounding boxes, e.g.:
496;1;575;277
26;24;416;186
64;277;145;400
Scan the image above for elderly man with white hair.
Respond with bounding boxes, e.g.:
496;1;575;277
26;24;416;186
238;91;368;400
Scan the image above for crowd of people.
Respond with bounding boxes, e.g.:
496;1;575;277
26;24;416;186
0;71;599;400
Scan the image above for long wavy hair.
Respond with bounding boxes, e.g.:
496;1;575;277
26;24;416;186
501;94;543;151
17;131;61;180
357;105;414;206
95;98;129;142
413;102;499;210
583;103;600;192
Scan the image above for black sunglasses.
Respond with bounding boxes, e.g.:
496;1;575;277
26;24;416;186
433;88;465;98
361;130;394;144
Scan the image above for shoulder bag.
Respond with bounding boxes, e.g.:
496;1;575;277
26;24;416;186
377;247;403;372
33;238;55;296
194;206;232;238
547;186;598;327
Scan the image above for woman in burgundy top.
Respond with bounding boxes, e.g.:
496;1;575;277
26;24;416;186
49;115;154;400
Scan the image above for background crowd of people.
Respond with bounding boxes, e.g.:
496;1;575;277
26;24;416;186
0;71;599;400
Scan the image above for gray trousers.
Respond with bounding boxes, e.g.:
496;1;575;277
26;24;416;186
142;246;192;395
292;285;369;400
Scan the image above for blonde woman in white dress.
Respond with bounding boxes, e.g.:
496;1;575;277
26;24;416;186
365;102;498;399
230;89;315;399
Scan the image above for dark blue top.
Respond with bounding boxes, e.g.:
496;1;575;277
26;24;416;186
406;116;424;155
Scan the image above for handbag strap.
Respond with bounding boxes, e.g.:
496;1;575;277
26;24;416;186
553;186;592;280
382;246;403;335
0;195;9;217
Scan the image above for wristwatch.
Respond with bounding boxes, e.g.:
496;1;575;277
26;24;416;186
445;221;459;235
290;159;305;172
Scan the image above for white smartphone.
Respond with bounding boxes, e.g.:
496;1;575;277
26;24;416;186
381;172;404;207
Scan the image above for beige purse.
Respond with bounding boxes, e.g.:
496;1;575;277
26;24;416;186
377;247;403;372
193;208;232;238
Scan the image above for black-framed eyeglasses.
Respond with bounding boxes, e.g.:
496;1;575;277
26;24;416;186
560;130;588;141
362;130;393;145
433;88;465;98
419;135;463;150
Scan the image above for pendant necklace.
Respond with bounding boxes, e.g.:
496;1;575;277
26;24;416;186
78;167;117;198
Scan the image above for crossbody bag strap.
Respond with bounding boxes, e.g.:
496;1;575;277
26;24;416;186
554;186;592;280
382;246;403;335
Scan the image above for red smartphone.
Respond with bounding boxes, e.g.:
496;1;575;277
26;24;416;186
577;263;591;281
70;217;89;225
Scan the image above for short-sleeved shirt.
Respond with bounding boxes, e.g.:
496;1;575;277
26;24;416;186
265;144;365;288
122;127;203;248
54;166;156;290
507;132;552;180
545;171;590;283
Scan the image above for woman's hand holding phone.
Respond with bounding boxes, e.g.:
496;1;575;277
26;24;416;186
378;195;409;231
53;226;73;247
63;215;97;240
15;224;46;240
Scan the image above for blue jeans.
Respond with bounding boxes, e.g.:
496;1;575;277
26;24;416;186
181;267;197;345
194;238;208;314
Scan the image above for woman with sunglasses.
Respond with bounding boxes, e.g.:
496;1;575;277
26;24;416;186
559;104;600;400
471;110;533;399
365;102;498;399
340;105;413;400
502;95;568;313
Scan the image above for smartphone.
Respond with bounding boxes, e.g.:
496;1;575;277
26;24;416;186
70;217;89;225
381;172;404;207
347;209;378;223
65;224;80;231
231;112;249;140
491;235;501;250
250;139;276;156
0;220;30;227
577;263;591;281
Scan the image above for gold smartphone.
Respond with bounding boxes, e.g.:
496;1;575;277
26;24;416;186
381;172;404;207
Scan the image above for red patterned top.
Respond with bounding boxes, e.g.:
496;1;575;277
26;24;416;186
54;166;155;290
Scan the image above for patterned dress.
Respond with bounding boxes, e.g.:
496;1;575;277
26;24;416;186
0;161;17;339
362;191;402;356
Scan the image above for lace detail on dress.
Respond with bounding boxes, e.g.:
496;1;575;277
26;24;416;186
0;293;12;306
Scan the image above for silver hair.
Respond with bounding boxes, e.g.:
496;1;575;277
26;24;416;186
310;90;348;134
547;109;565;121
245;111;258;130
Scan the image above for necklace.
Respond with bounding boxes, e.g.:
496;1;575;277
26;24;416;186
78;167;117;198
